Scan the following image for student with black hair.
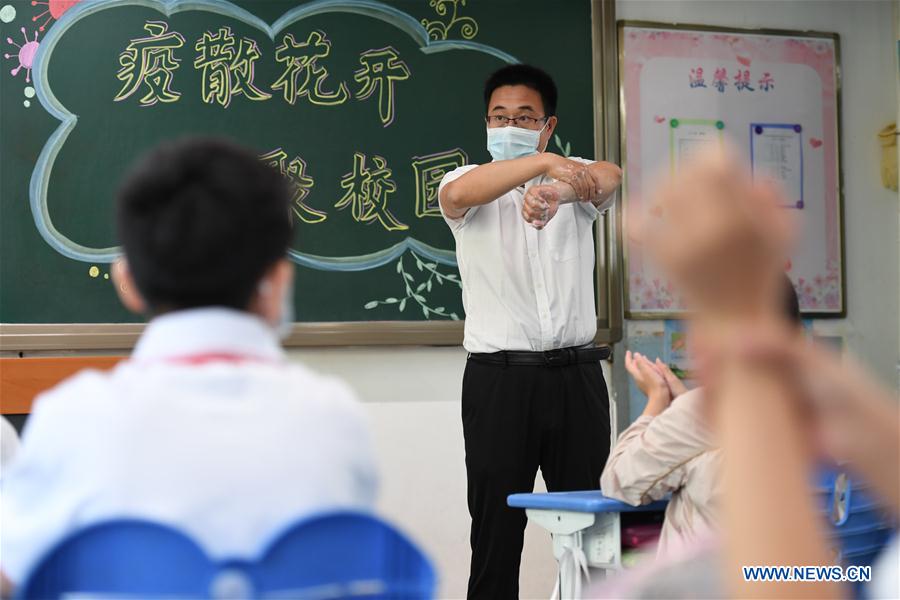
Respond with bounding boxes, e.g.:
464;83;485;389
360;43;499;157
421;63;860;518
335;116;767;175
438;64;622;599
0;138;377;593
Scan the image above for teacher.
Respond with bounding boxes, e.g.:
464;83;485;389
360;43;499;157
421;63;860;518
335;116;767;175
438;64;623;599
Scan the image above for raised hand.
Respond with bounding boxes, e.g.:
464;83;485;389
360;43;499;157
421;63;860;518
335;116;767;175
641;146;794;326
654;358;689;398
625;351;672;416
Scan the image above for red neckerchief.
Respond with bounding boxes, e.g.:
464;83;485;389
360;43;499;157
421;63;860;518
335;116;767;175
159;352;274;365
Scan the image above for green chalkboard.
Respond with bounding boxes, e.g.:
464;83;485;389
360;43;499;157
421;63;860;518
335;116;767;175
0;0;597;339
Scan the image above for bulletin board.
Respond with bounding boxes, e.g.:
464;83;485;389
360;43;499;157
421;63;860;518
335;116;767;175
619;22;844;318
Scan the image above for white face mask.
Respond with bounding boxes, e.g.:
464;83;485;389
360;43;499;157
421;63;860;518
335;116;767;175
259;279;294;341
486;123;547;161
276;282;294;341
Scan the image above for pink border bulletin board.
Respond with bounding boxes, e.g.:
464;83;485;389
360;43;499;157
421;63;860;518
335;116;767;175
619;22;844;318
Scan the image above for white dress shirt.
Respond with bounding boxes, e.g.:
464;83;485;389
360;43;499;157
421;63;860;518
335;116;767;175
439;158;613;353
0;308;377;583
0;417;19;472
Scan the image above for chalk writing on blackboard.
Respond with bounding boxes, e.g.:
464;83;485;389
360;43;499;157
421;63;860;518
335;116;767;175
114;21;185;106
338;153;408;231
354;46;410;127
273;31;348;106
411;149;468;218
32;0;516;269
194;26;271;107
259;149;326;224
116;20;413;128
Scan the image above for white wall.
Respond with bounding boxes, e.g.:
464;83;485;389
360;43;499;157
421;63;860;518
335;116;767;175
895;0;900;389
617;0;900;389
286;4;898;599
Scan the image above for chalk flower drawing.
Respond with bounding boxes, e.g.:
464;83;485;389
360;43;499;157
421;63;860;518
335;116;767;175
365;251;461;319
553;134;572;157
31;0;80;32
5;27;40;82
421;0;478;41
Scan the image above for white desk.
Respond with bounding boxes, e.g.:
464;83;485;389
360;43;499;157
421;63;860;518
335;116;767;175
508;491;668;599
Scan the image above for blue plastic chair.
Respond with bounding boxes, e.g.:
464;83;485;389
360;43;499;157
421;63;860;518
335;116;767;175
17;519;217;599
17;512;436;600
815;469;896;599
825;473;895;565
250;511;437;599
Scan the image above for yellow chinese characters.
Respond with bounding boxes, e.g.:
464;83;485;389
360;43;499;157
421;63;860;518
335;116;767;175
115;21;185;107
194;27;271;107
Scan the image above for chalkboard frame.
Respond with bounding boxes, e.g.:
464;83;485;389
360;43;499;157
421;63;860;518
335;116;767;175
0;0;624;351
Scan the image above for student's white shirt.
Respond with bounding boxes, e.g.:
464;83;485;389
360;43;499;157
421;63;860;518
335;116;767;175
0;308;377;583
871;535;899;599
0;417;19;472
438;158;613;353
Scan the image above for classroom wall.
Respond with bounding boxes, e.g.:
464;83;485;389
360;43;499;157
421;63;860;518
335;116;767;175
615;0;900;390
290;3;900;598
895;0;900;389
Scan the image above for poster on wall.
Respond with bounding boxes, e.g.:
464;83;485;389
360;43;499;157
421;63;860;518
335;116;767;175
619;22;844;318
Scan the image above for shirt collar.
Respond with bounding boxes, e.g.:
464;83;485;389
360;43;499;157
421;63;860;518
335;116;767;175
132;307;285;363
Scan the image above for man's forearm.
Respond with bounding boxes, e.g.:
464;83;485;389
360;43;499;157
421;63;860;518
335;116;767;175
542;161;623;207
439;154;551;218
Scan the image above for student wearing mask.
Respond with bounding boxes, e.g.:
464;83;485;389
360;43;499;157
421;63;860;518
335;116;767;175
438;64;622;599
0;138;377;594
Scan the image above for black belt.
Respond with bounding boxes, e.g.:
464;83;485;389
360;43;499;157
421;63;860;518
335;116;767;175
468;345;611;367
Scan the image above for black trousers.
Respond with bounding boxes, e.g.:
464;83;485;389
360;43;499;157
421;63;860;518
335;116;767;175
462;357;611;600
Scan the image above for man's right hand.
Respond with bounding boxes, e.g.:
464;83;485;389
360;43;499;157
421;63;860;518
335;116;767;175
544;155;598;202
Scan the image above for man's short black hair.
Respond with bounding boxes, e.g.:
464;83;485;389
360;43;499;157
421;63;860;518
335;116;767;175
781;273;802;326
484;64;558;117
116;136;292;313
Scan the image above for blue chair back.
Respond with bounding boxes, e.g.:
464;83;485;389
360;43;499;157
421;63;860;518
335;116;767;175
251;511;437;599
826;473;895;565
815;470;896;599
17;519;217;599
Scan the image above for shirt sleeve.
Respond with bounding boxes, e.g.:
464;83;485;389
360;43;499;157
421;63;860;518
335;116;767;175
600;389;714;506
0;417;20;469
0;384;89;584
437;164;481;231
566;156;616;222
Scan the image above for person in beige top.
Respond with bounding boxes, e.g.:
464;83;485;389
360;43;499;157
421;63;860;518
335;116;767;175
602;275;802;557
601;351;719;557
